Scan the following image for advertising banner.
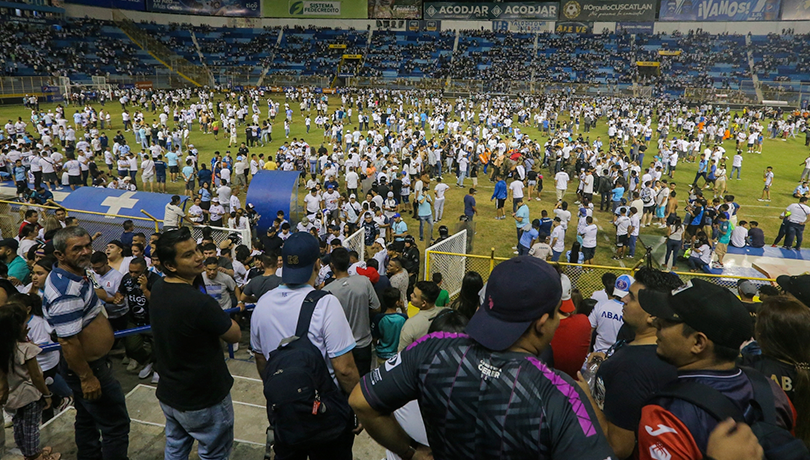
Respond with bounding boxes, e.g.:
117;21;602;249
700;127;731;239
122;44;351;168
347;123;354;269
615;21;654;33
658;49;682;55
423;2;557;20
369;0;422;18
146;0;259;16
493;19;548;32
636;61;660;66
111;0;145;11
658;0;781;21
781;0;810;19
135;81;153;89
264;0;368;18
560;0;656;22
555;21;593;33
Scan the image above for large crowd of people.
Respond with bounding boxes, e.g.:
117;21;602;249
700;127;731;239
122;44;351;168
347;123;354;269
0;84;810;459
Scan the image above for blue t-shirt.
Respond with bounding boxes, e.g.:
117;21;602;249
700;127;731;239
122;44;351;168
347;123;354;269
463;194;476;216
611;187;625;202
166;152;178;167
14;166;26;181
154;160;167;176
198;169;212;184
515;204;530;229
519;228;539;248
182;165;195;181
539;217;553;236
417;193;432;217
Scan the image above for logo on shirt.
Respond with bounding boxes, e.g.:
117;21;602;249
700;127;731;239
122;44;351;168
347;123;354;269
648;444;672;460
478;360;502;380
645;424;677;437
384;354;402;372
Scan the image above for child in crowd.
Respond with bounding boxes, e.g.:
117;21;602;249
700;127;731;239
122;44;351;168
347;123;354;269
371;288;408;364
0;302;61;460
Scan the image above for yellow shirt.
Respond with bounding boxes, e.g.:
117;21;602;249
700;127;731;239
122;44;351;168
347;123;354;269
264;160;277;170
407;302;419;319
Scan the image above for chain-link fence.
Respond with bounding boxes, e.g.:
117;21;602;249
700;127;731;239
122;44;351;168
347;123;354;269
343;228;365;263
425;230;467;297
425;249;776;301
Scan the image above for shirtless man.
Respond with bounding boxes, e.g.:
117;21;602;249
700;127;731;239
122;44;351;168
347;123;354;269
44;227;130;459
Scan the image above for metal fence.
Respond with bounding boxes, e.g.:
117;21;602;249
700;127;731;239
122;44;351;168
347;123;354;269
1;200;251;252
425;249;776;300
0;76;59;97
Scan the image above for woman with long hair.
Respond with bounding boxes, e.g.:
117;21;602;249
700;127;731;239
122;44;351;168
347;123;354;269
665;215;684;270
740;295;810;447
449;271;484;320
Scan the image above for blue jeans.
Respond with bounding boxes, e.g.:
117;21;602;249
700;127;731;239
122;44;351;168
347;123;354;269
418;214;433;241
665;239;681;267
730;166;741;179
62;357;130;460
160;393;234;460
785;222;805;249
688;257;708;272
551;249;563;261
628;235;637;257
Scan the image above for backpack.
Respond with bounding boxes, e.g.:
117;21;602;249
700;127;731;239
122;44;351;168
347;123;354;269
653;367;810;460
261;290;353;447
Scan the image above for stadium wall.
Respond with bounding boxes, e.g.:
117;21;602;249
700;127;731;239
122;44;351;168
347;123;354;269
65;4;810;35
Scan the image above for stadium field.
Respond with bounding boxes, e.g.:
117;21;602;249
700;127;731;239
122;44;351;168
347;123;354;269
1;94;807;268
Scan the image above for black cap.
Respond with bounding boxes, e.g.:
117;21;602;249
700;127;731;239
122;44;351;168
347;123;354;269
639;279;752;349
776;274;810;308
466;257;562;351
0;238;18;251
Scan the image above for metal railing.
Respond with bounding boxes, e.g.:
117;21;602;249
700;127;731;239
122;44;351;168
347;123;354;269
0;76;60;97
425;248;776;299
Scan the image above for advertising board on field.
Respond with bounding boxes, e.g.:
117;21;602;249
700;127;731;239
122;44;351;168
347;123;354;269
423;1;557;20
658;0;781;21
615;22;654;34
492;20;547;33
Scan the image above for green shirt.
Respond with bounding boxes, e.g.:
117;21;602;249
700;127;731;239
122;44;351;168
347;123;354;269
8;255;30;284
436;289;450;307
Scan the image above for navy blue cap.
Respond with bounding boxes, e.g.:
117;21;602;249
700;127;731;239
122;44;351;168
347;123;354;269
466;256;562;351
282;232;320;285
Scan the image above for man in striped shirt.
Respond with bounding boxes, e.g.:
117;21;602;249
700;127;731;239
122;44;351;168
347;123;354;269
43;226;130;459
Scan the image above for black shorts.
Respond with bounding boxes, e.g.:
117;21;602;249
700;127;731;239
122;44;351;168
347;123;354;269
497;198;505;209
43;172;57;182
156;174;166;183
617;234;629;246
582;246;595;260
686;224;701;235
185;181;195;190
170;165;179;174
643;205;655;214
69;175;82;185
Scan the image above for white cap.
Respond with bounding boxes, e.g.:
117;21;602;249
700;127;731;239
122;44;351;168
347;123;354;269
560;274;572;301
375;238;386;247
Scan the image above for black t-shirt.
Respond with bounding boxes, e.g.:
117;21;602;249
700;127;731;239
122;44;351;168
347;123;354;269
360;334;616;460
749;228;765;247
150;280;234;411
243;274;282;300
594;344;678;431
739;352;797;403
118;271;161;325
260;234;283;252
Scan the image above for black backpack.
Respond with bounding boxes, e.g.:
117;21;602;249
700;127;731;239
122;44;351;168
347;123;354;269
654;368;810;460
261;290;353;447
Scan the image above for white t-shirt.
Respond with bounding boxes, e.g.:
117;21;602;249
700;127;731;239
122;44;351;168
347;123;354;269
509;180;524;199
251;285;356;385
434;182;450;199
580;224;598;248
588;299;624;352
730;226;748;248
615;216;631;236
555;171;570;190
553;209;572;230
550;226;565;252
304;193;322;214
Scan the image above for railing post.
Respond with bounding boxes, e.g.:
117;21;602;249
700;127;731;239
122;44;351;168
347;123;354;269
425;250;431;281
489;247;495;275
140;210;161;232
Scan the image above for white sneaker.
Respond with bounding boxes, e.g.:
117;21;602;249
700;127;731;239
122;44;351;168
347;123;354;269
232;343;239;352
138;362;154;379
151;372;160;384
4;409;13;428
126;359;139;372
